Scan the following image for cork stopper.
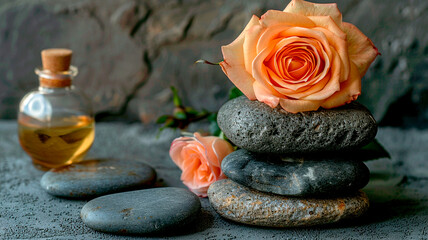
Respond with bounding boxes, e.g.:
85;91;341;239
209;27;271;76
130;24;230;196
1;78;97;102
42;48;72;72
39;48;73;88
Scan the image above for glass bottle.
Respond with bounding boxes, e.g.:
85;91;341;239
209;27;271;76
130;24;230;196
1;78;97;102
18;49;95;170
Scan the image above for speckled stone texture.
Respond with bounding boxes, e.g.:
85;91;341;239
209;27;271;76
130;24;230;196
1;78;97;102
222;149;370;197
40;158;156;198
208;179;370;227
218;96;377;154
81;187;201;235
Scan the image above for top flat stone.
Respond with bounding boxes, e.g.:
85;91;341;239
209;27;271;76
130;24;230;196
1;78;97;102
218;96;377;154
40;158;156;198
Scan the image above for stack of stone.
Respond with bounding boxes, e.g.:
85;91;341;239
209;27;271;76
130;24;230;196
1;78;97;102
208;96;377;227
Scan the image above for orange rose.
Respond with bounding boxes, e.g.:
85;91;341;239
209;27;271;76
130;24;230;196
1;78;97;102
169;133;234;197
220;0;379;113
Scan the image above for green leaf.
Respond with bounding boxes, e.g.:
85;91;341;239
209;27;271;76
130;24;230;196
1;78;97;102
219;131;227;141
332;139;390;161
184;107;199;116
207;113;217;122
209;121;221;137
157;119;177;138
197;109;210;117
360;139;391;160
170;86;182;107
322;138;390;161
229;87;244;100
156;115;169;124
207;113;220;136
174;110;187;120
218;131;236;149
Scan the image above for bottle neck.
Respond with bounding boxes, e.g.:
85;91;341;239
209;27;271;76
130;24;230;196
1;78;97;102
38;85;75;93
35;66;78;88
39;77;72;88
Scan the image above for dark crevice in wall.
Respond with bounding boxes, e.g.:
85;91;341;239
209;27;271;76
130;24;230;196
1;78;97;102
95;50;152;122
180;15;195;41
208;13;233;38
130;5;152;37
148;13;195;61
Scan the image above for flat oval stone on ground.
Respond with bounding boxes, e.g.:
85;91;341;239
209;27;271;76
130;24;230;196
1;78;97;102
208;179;369;227
40;159;156;198
222;149;370;197
217;96;377;154
81;188;201;235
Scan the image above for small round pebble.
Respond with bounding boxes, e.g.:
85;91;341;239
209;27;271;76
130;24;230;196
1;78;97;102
208;179;369;227
222;149;370;196
81;188;201;235
217;96;377;154
40;158;156;198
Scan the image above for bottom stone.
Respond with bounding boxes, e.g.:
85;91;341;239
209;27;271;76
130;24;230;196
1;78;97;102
81;188;201;234
208;179;369;227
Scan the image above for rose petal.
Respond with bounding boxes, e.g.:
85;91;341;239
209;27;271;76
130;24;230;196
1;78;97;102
260;10;316;28
211;138;234;179
220;61;256;100
193;133;216;160
256;24;290;54
193;132;233;180
181;160;201;187
269;71;330;99
279;98;323;113
309;16;350;81
170;137;193;169
321;61;361;109
342;22;379;76
211;138;235;167
279;27;332;60
253;38;284;97
283;0;342;26
244;24;265;74
308;16;346;39
268;39;320;83
220;15;261;100
193;133;220;177
302;48;341;100
253;80;280;108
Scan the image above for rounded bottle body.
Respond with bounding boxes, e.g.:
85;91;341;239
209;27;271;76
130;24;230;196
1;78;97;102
18;86;95;169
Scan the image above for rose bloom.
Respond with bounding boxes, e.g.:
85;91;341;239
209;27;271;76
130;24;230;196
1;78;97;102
169;133;234;197
220;0;379;113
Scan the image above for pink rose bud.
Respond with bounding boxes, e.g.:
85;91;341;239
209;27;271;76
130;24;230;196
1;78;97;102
220;0;379;113
169;132;234;197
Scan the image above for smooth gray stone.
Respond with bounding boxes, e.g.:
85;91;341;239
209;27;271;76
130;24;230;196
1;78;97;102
222;149;370;196
217;96;377;154
208;179;369;227
40;158;156;198
81;188;201;235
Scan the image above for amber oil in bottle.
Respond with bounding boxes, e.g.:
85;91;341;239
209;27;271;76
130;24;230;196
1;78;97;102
18;115;94;169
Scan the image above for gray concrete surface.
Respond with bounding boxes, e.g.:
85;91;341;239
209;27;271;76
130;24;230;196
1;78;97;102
1;121;428;239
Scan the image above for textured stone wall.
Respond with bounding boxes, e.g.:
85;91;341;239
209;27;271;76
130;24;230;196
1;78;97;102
0;0;427;128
